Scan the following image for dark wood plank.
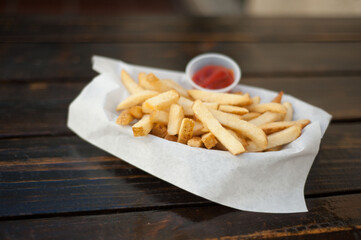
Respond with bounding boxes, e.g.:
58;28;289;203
0;123;360;217
1;76;360;138
0;193;360;240
1;16;361;42
1;43;361;81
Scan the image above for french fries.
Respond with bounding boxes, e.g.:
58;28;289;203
116;70;310;155
178;118;195;144
143;90;179;111
188;90;251;106
167;104;184;135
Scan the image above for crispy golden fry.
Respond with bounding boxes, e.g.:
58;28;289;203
150;110;169;125
283;102;293;121
116;109;134;125
187;137;203;148
260;119;310;135
132;115;153;137
209;109;267;149
240;112;261;121
164;134;178;142
272;91;284;103
121;69;144;94
246;124;302;152
178;118;195;144
248;111;285;126
129;106;143;119
162;79;190;98
218;105;249;115
201;132;218;149
116;90;158;111
151;123;168;138
192;100;245;155
167;104;184;135
233;91;243;95
188;90;251;106
193;121;209;136
143;90;179;111
248;103;287;114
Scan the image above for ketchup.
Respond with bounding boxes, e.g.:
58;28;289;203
192;65;234;90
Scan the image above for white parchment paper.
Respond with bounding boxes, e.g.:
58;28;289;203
67;55;332;213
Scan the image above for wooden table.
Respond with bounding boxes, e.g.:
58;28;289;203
0;15;361;240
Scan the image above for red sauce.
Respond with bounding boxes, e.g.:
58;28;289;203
192;65;234;89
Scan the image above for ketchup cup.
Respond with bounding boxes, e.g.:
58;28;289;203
185;53;241;93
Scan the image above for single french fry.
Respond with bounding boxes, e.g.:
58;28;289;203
192;100;245;155
178;118;195;144
121;69;144;94
151;123;168;138
248;103;287;114
116;90;158;111
283;102;293;121
164;134;178;142
132;115;153;137
162;79;190;98
116;109;134;125
129;106;143;119
246;124;302;152
209;109;267;149
248;111;285;126
178;96;194;116
193;121;209;136
240;112;261;121
187;137;203;148
150;110;169;125
218;105;249;115
201;132;218;149
260;119;310;134
143;90;180;111
188;90;251;106
167;104;184;135
272;91;284;103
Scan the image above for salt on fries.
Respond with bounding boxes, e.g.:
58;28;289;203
115;70;310;155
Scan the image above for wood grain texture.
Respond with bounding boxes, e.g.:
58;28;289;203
0;16;361;43
0;123;360;217
0;193;360;240
1;43;361;81
1;76;360;138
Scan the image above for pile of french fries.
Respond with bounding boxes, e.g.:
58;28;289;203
116;69;310;155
